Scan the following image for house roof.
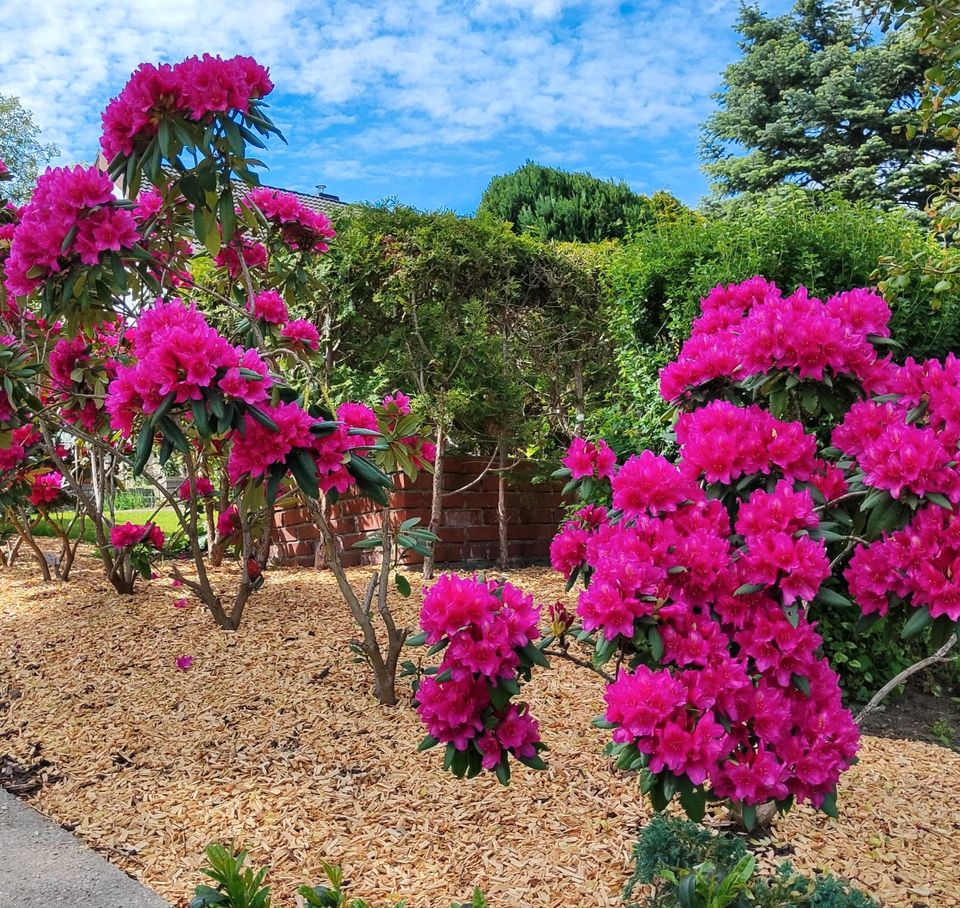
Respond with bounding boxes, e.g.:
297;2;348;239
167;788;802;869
94;152;345;213
233;179;345;213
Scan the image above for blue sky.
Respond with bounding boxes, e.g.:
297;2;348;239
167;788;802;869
0;0;791;213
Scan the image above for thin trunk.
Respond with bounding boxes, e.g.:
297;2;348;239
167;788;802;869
304;495;398;705
8;511;51;582
422;423;445;580
497;435;509;571
3;535;22;568
856;634;958;724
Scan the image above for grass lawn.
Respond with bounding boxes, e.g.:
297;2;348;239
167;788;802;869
31;508;184;544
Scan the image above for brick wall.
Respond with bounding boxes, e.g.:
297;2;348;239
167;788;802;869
272;456;567;568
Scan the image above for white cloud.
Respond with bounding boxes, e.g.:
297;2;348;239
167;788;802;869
0;0;746;194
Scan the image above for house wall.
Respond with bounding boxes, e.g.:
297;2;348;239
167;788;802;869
272;456;567;568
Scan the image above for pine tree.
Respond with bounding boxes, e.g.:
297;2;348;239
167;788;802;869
701;0;956;209
478;162;682;242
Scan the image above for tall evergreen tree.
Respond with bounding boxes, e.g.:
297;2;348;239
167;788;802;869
478;161;682;242
701;0;956;209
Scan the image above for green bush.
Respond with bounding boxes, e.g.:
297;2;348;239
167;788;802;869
625;815;877;908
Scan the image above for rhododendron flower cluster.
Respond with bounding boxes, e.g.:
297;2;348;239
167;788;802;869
28;472;63;507
677;401;820;485
833;354;960;503
416;575;544;776
226;399;377;495
110;522;164;550
561;436;616;480
281;318;320;351
246;188;336;254
178;476;215;500
659;278;892;401
106;299;271;434
214;237;269;279
549;505;609;580
101;55;274;159
580;453;858;808
250;289;289;325
5;165;140;297
846;506;960;621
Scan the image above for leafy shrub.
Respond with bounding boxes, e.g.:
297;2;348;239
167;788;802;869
190;844;270;908
192;844;486;908
625;816;878;908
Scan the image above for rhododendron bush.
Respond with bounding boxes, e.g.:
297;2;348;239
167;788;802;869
416;276;960;826
0;56;436;702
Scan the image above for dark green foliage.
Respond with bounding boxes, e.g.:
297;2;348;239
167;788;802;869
478;161;684;242
626;816;878;908
701;0;956;209
815;602;932;704
625;815;747;899
587;188;954;456
310;204;609;465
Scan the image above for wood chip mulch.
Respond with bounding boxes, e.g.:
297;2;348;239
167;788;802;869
0;553;958;908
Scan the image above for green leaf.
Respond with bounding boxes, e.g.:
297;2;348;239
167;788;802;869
288;449;319;500
417;735;439;752
395;573;412;597
901;605;932;639
791;673;811;696
815;586;853;609
926;492;954;511
734;582;765;596
247;405;280;432
190;399;211;436
648;626;664;662
820;789;839;818
132;423;154;475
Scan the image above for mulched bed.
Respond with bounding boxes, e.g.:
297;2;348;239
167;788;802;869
0;552;958;908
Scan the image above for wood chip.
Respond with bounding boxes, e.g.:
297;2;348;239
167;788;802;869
1;553;958;907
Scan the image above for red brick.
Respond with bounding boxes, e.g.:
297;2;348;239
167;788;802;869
465;525;499;542
356;511;384;532
437;526;466;543
445;509;481;528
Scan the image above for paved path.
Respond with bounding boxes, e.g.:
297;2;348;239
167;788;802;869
0;788;170;907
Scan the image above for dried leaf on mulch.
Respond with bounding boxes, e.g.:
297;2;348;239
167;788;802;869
0;552;958;908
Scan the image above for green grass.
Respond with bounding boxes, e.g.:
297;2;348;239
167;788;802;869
31;508;184;544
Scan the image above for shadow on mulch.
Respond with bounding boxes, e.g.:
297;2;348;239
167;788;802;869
859;685;960;751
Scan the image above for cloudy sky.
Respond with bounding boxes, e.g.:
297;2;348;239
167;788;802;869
0;0;791;211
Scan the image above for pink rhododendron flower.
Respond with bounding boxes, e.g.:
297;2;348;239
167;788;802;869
178;476;215;500
659;278;889;401
217;505;241;539
0;444;26;472
175;655;194;672
250;289;289;325
246;187;336;253
29;472;63;507
5;166;140;297
174;598;189;609
562;437;616;480
101;55;273;158
214;237;269;278
281;318;320;351
382;390;411;414
110;522;164;550
227;400;315;482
